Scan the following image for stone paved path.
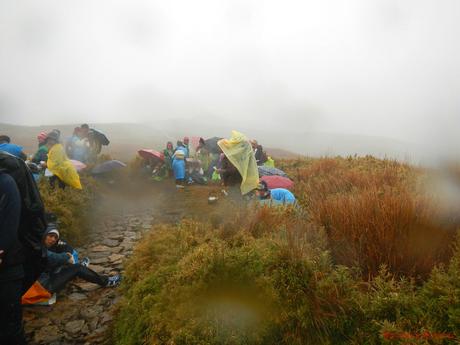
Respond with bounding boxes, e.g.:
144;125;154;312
23;210;155;345
23;182;234;344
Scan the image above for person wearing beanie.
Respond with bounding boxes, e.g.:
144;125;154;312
35;224;121;295
32;132;50;164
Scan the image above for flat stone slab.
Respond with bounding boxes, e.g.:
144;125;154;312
74;282;101;292
65;319;86;335
89;245;111;252
88;264;105;274
68;292;87;301
108;253;124;263
34;325;62;344
102;238;120;247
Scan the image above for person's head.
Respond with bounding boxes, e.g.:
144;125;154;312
37;132;47;145
45;130;60;148
0;135;11;144
183;137;189;145
44;225;60;248
250;140;258;149
73;127;82;137
177;140;183;147
167;141;173;150
256;180;270;199
80;124;90;137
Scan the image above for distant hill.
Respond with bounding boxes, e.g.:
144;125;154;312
1;122;418;162
0;122;302;161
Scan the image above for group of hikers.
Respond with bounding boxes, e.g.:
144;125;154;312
139;131;296;205
0;125;117;344
0;127;296;344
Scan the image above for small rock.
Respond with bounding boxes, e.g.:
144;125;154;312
74;282;101;292
65;319;86;335
108;253;124;263
89;245;111;252
100;313;113;325
102;238;120;247
81;305;104;321
33;325;62;344
88;264;105;274
91;257;109;265
88;251;112;259
68;292;87;301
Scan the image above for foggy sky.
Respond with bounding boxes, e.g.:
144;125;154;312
0;0;459;150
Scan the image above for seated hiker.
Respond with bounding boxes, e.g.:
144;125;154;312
251;140;268;166
36;224;121;295
0;135;27;160
32;132;49;164
186;158;207;185
172;149;186;188
217;155;242;188
43;130;82;190
256;180;296;205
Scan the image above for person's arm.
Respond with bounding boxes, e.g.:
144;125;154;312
47;250;72;267
55;240;74;254
0;173;21;265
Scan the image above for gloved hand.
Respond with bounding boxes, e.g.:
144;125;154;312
67;252;76;264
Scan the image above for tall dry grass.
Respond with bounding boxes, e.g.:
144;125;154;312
281;156;458;279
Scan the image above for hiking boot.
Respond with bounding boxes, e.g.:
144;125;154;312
106;275;122;287
81;257;90;267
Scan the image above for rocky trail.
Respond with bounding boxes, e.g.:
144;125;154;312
23;182;235;344
23;183;178;345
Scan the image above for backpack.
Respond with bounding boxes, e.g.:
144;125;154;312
0;151;47;265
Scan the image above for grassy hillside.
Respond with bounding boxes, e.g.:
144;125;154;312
113;156;460;345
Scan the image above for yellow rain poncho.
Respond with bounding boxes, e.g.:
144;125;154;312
218;131;259;195
47;144;82;189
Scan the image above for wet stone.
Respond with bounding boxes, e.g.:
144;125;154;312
33;325;62;344
65;319;86;335
91;257;109;265
88;251;112;259
80;305;104;320
74;281;100;292
102;238;120;247
108;253;124;262
89;245;111;252
88;264;105;274
68;292;87;301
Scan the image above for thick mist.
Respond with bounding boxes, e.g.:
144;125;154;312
0;0;459;160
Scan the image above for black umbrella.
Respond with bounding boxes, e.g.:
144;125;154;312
92;160;126;175
89;129;110;146
204;137;223;154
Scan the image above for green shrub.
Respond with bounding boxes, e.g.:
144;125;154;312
39;174;98;245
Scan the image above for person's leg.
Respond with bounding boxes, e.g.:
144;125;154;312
0;279;27;345
74;265;108;286
49;265;108;292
